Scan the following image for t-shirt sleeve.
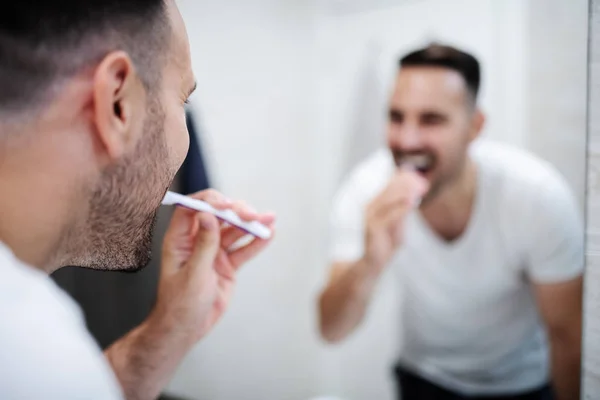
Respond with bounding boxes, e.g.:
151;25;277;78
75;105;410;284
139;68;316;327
329;175;367;263
0;269;124;400
524;173;584;283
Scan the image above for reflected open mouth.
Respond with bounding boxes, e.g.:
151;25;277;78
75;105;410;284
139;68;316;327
396;154;434;175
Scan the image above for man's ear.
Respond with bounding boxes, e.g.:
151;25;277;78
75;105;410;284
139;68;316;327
468;108;486;142
92;51;145;160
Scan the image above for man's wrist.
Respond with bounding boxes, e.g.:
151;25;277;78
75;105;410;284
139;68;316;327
103;306;196;400
357;254;385;279
350;256;383;297
145;305;197;352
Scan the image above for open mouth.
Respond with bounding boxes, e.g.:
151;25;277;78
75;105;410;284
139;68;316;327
396;154;434;175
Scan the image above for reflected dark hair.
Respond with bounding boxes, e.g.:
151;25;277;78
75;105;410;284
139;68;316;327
400;43;481;103
0;0;170;117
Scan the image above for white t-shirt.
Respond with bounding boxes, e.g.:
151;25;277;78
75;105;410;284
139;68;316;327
329;139;584;395
0;242;124;399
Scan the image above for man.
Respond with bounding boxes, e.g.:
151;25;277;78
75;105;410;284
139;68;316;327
0;1;275;399
318;44;582;400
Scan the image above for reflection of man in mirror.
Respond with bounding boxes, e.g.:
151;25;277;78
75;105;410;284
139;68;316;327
319;44;582;400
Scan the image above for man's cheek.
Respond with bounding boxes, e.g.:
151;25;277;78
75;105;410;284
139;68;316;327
164;115;190;171
178;125;191;168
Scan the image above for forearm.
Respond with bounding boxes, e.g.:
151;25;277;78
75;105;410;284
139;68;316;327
104;311;193;400
549;336;581;400
318;258;381;343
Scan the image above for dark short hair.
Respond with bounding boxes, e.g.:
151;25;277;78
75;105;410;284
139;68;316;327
400;43;481;103
0;0;170;118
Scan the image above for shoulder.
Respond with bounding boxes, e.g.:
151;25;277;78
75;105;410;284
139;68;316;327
0;243;85;326
0;244;122;399
472;139;575;206
333;148;394;209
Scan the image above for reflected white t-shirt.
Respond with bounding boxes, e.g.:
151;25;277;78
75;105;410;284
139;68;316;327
0;242;123;399
329;139;584;395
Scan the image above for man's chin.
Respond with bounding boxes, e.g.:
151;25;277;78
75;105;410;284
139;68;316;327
70;253;152;273
109;208;159;273
116;258;152;274
107;239;154;273
65;232;154;272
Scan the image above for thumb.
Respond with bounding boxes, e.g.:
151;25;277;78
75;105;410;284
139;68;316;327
409;178;428;208
187;212;220;276
415;175;430;197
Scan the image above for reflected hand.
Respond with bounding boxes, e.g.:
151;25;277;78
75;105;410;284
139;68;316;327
363;168;428;272
153;189;276;343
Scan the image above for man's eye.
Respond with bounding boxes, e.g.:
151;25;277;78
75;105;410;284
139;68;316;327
389;111;403;124
421;114;445;125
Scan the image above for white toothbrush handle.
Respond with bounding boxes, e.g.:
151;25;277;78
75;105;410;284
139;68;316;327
161;191;272;240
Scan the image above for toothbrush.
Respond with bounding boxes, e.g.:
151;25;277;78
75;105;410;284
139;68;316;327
161;191;272;240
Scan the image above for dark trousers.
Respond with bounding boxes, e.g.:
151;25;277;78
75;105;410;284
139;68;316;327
394;366;555;400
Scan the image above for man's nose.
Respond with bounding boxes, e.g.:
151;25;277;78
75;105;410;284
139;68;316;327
389;123;422;150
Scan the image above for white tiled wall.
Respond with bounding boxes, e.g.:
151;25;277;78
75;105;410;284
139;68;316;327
584;3;600;399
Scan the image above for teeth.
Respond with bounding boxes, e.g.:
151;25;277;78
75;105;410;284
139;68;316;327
399;154;431;169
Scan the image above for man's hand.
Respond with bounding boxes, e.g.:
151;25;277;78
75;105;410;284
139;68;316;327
152;189;276;344
105;189;275;400
363;167;428;272
318;167;428;342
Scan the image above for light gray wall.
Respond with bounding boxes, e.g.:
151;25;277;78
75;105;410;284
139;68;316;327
525;0;588;212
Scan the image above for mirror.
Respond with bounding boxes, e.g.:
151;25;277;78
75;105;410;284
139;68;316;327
317;1;587;399
312;1;588;399
50;0;588;399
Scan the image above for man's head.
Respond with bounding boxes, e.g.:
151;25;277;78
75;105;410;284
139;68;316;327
388;43;485;202
0;0;194;271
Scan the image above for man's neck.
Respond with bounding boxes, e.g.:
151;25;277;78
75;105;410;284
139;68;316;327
419;159;478;242
0;148;78;273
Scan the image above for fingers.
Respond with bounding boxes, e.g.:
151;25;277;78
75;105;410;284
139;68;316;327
387;170;428;203
365;192;409;231
227;223;276;270
185;213;221;280
367;194;410;223
371;202;409;227
188;189;233;210
363;169;427;257
256;212;277;225
164;205;199;242
397;164;429;186
230;200;259;221
386;205;410;245
369;170;428;217
220;211;276;249
367;200;407;234
163;188;274;276
187;189;271;223
221;225;248;249
162;206;202;273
